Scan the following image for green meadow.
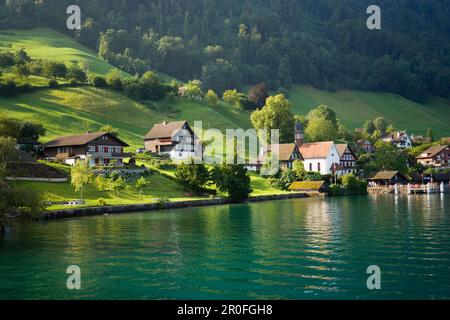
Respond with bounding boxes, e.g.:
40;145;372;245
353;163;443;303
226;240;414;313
12;171;201;210
0;28;129;77
288;85;450;138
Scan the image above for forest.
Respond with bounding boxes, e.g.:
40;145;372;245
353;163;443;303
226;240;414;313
1;0;450;102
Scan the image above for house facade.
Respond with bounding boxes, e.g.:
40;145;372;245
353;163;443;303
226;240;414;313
299;141;341;176
144;121;203;161
263;143;303;170
43;132;130;166
356;139;376;153
336;144;358;175
416;145;450;168
381;131;412;149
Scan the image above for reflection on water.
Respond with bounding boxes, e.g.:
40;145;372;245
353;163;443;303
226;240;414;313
1;195;450;300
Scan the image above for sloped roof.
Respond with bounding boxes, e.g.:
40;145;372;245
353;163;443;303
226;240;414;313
382;131;410;143
43;132;129;148
144;121;187;140
289;181;327;191
267;143;301;161
368;171;407;181
299;141;334;159
416;145;449;159
335;144;348;157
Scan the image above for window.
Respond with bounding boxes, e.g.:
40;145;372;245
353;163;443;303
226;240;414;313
104;147;109;153
309;163;312;171
317;163;321;172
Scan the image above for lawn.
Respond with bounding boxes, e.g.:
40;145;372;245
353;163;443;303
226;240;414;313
11;171;205;211
288;85;450;138
135;157;289;197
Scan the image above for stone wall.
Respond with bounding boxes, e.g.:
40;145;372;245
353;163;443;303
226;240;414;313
40;193;309;220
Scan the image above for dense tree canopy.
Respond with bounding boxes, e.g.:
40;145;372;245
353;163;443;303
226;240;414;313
1;0;450;101
251;94;295;143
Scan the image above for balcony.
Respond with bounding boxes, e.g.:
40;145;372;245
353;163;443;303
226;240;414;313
86;151;131;158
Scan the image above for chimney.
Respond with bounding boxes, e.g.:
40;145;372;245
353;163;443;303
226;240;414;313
294;122;304;147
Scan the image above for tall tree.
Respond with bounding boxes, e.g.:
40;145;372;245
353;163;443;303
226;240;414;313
248;83;269;109
212;164;252;202
71;161;92;202
251;94;295;143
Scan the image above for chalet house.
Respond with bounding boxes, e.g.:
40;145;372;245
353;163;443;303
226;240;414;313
263;143;303;170
416;145;450;168
336;144;358;175
144;121;203;161
356;139;376;153
367;171;409;186
43;132;130;166
299;141;341;176
381;131;412;149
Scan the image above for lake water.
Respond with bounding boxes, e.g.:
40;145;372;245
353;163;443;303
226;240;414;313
1;195;449;300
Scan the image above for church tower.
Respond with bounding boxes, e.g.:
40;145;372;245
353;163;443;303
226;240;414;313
295;122;304;147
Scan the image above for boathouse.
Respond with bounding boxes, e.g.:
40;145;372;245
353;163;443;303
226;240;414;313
367;171;409;186
288;181;329;194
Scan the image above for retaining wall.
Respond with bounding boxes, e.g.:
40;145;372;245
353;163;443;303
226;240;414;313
40;193;310;220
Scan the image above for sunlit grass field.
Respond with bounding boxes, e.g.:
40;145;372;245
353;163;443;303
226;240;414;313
0;28;129;77
288;85;450;137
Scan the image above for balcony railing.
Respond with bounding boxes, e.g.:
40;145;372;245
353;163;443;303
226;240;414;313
86;151;131;158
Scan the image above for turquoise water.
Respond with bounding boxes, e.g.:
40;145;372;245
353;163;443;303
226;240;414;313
1;195;449;300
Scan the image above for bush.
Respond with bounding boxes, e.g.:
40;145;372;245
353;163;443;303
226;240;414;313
97;198;107;206
123;73;168;101
69;78;79;86
48;79;59;88
156;196;170;209
106;70;124;90
211;164;252;202
175;162;210;194
269;169;297;191
341;173;367;195
67;63;87;82
0;80;17;96
329;184;346;196
90;75;107;87
304;171;322;181
17;83;33;94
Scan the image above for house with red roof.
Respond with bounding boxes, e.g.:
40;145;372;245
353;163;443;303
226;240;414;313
298;141;341;175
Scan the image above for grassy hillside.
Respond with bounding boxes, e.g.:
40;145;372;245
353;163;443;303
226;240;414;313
0;28;176;81
2;28;449;141
0;86;252;150
0;28;130;77
289;85;450;138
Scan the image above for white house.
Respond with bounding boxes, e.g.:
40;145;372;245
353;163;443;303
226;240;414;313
299;141;341;175
144;121;203;162
381;131;412;149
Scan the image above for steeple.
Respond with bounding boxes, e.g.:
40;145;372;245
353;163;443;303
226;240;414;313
295;122;304;147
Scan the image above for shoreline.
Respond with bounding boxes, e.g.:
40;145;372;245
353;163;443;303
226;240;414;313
39;192;318;220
